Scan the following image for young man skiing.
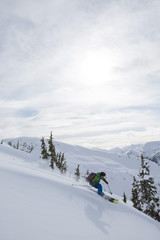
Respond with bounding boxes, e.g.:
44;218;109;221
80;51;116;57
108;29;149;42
88;172;108;196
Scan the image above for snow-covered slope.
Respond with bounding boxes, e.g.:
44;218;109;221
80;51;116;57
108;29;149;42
0;142;159;240
2;137;160;199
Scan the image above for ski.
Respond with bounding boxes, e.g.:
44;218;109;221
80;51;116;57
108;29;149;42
88;187;119;204
72;183;119;204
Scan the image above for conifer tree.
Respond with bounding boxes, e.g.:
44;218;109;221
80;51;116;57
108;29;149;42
41;137;48;159
138;155;160;221
131;154;160;221
138;155;150;208
48;132;57;169
131;176;142;211
143;176;160;221
85;170;90;181
16;140;19;149
123;192;127;203
41;132;68;173
56;152;67;174
74;164;80;181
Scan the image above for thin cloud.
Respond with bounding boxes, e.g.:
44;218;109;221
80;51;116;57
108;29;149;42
0;0;160;148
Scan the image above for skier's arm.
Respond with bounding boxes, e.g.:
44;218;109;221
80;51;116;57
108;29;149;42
103;178;108;184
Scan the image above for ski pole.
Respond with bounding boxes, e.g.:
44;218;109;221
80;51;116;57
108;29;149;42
107;183;112;195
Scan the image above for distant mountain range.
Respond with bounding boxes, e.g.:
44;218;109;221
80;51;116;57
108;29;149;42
109;141;160;165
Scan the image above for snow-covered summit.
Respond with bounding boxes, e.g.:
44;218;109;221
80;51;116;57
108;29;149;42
109;141;160;165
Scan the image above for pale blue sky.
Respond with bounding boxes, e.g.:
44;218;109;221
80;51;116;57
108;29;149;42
0;0;160;149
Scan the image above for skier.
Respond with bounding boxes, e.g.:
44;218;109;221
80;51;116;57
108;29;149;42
88;172;109;196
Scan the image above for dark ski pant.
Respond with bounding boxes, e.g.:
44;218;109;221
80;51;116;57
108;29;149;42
90;183;102;195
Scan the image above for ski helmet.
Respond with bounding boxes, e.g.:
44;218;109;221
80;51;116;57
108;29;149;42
100;172;106;177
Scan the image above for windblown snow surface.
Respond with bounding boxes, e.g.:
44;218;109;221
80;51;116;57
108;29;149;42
0;138;160;240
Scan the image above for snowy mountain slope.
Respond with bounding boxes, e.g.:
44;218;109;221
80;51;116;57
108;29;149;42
110;141;160;165
2;137;137;198
151;151;160;165
143;141;160;156
0;143;160;240
2;137;160;199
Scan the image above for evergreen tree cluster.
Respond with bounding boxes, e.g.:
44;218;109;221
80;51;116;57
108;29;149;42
41;132;67;174
131;155;160;222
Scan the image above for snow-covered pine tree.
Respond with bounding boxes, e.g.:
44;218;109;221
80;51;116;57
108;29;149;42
138;155;150;210
56;152;67;174
136;154;160;221
41;137;48;159
56;152;61;169
143;176;160;221
16;140;19;149
85;169;90;181
123;192;127;203
131;176;142;211
48;132;57;169
74;164;80;181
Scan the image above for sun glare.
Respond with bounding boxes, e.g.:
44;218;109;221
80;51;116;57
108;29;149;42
77;49;116;87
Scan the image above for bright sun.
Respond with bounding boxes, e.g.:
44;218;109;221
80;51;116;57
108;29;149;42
77;48;116;87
